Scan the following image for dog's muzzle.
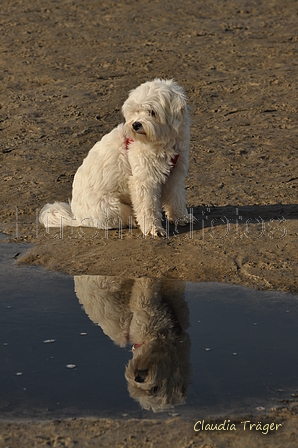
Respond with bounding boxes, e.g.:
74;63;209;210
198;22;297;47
132;121;143;132
134;369;148;383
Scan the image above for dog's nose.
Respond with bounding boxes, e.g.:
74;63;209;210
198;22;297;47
132;121;142;132
134;369;148;383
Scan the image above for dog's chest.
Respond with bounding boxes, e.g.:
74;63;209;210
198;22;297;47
126;143;178;183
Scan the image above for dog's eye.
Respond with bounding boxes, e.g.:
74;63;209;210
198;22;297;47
150;110;156;117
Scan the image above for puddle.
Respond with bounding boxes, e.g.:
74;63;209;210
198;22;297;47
1;240;298;420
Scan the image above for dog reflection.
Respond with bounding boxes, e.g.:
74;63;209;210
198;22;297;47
74;276;191;412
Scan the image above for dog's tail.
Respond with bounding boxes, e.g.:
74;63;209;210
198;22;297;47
39;201;80;228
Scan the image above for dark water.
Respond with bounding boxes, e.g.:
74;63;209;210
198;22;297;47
1;240;298;420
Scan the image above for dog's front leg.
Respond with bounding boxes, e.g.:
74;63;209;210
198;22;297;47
162;161;196;226
129;177;165;237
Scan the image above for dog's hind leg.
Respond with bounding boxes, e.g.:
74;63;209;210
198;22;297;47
93;196;135;230
70;194;135;230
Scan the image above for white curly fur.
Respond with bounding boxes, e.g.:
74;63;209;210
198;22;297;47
39;79;192;236
74;275;191;412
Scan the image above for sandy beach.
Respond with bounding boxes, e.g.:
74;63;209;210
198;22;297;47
0;406;298;447
1;0;298;445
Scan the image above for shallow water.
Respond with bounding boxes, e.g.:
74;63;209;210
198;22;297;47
1;240;298;420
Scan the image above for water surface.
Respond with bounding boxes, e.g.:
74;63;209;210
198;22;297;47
1;240;298;420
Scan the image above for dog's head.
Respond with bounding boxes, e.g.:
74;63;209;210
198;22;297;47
122;79;189;145
125;333;191;413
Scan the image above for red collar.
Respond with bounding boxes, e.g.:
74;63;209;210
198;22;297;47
126;137;134;150
132;343;143;351
125;138;179;170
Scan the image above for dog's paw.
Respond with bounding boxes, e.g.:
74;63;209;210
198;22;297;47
148;225;166;237
168;213;197;226
182;213;198;225
139;217;166;237
143;221;166;237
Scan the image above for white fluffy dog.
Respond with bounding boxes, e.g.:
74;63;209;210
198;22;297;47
39;79;191;236
74;276;191;412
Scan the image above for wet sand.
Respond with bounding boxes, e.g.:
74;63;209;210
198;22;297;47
1;0;298;445
0;406;298;448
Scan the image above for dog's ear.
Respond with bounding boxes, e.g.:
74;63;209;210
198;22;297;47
170;91;188;133
172;91;187;115
122;98;131;121
167;79;187;110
